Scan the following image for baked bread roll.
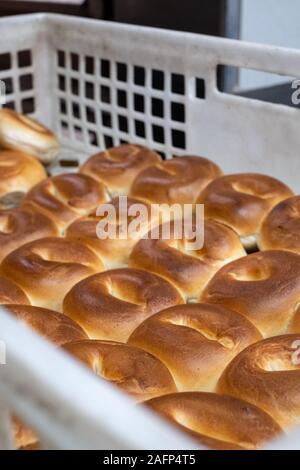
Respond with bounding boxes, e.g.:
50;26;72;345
80;144;161;197
197;174;293;251
218;335;300;429
4;305;88;346
66;197;162;269
0;150;46;209
129;219;246;300
128;303;262;392
130;156;222;206
1;237;104;311
144;392;282;450
0;275;30;305
0;109;60;165
63;340;177;402
201;250;300;338
0;207;58;262
63;268;183;342
259;196;300;255
23;173;108;231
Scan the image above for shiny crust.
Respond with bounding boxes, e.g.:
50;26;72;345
0;150;46;202
23;173;108;230
80;144;161;196
63;340;177;402
128;303;262;392
197;174;293;250
0;207;58;262
1;237;104;311
259;196;300;255
129;219;246;300
0;109;60;164
145;392;282;450
218;335;300;429
66;197;161;269
130;155;223;205
0;275;30;305
4;304;88;346
63;268;183;342
201;250;300;338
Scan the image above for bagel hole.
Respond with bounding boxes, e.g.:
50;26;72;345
262;358;298;372
229;265;271;282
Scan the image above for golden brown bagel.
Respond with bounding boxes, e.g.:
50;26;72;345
129;219;246;300
63;340;177;402
80;144;161;197
197;174;293;251
0;150;46;209
66;197;162;269
201;250;300;338
130;155;223;206
218;335;300;429
0;275;30;305
63;268;183;342
144;392;282;450
23;173;108;231
259;196;300;255
1;237;104;311
128;303;262;392
0;207;58;262
4;305;88;346
13;418;38;450
0;109;60;165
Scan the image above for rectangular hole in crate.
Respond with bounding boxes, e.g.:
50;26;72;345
71;78;79;96
85;82;95;100
58;75;66;91
18;50;32;68
21;97;35;114
171;102;185;122
85;56;94;75
4;101;15;110
152;98;164;118
171;73;185;95
195;78;206;99
100;59;110;78
72;102;81;119
19;74;33;92
100;85;110;104
74;126;84;142
2;77;13;95
134;94;145;113
60;121;70;137
104;135;113;148
57;50;65;68
102;111;112;128
117;62;127;82
134;66;145;86
152;70;165;90
86;106;96;124
59;159;79;168
0;53;11;71
217;65;299;108
60;98;67;115
117;90;127;108
172;129;186;149
71;53;79;71
118;115;128;133
89;130;98;146
157;151;167;160
152;125;165;144
135;120;145;138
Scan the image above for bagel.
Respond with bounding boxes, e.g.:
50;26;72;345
63;268;183;342
201;250;300;337
63;340;177;402
80;144;161;197
218;335;300;429
197;174;293;251
1;237;104;311
128;303;262;392
0;275;29;305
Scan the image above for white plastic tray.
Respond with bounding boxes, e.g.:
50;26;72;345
0;13;299;450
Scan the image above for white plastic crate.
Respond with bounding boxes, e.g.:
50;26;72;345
0;13;300;450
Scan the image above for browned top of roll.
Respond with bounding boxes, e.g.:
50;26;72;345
197;173;293;243
130;155;223;205
1;237;104;311
0;275;30;305
129;303;262;392
259;196;300;255
201;250;300;338
218;335;300;429
129;219;246;300
0;207;58;262
23;173;108;230
63;268;183;342
63;340;177;402
145;392;282;450
80;144;161;197
66;197;161;269
5;304;87;346
0;150;46;201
